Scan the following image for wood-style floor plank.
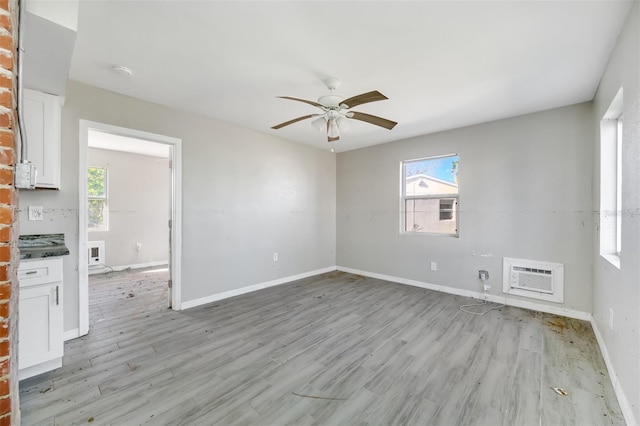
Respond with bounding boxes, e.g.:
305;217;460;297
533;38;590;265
19;268;624;425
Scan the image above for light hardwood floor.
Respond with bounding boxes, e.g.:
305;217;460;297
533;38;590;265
20;269;624;425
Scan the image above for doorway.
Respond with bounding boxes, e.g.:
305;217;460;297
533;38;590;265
78;120;182;337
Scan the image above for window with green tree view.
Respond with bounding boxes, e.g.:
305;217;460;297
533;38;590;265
401;154;459;236
88;167;108;232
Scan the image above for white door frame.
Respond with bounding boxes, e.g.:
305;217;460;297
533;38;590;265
78;120;183;336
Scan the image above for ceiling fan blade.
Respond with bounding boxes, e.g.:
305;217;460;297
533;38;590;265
271;114;315;130
278;96;325;109
350;111;397;130
340;91;388;109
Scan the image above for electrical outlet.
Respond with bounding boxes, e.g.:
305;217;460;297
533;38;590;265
273;252;278;262
483;284;491;292
136;243;142;251
609;308;614;331
28;206;43;221
430;262;437;271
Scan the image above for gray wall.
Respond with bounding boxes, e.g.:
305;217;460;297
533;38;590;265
591;3;639;423
19;80;336;332
87;147;170;268
337;102;593;313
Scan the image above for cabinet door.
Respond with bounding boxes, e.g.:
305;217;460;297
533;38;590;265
19;284;63;369
23;89;62;189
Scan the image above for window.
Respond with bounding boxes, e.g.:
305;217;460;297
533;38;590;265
402;154;459;236
599;88;623;267
439;199;455;220
88;167;108;232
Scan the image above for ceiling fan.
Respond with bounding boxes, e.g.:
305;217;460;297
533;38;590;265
271;78;397;143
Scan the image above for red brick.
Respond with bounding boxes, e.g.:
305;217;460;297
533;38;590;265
0;168;11;185
0;359;8;377
0;208;11;225
0;247;8;264
0;1;9;14
0;34;9;53
0;324;7;340
0;15;11;32
0;341;9;358
0;149;11;167
0;52;11;73
0;397;9;416
0;112;10;129
0;301;7;318
0;268;8;283
0;188;10;205
0;227;10;243
0;91;9;110
0;131;11;149
0;74;9;91
0;414;9;426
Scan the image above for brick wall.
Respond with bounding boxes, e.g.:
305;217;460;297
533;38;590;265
0;0;19;424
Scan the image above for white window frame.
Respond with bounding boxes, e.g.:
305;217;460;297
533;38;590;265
599;87;623;268
400;154;459;237
87;167;108;232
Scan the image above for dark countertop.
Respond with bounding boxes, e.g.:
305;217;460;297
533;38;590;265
19;234;70;259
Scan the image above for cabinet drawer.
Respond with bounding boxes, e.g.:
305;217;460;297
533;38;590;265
18;258;63;287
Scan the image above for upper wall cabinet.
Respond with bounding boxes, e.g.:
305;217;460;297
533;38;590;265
23;89;63;189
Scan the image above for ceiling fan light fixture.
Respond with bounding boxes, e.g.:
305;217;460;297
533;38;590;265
328;119;340;139
336;116;350;132
311;116;327;131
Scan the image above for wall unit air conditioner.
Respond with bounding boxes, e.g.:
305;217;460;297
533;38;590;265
503;257;564;303
88;241;105;268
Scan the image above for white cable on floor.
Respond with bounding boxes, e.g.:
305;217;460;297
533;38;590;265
459;298;505;316
459;272;505;315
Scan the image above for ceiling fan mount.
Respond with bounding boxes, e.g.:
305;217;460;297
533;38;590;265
271;78;397;143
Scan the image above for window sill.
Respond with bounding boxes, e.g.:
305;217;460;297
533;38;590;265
600;253;620;269
400;231;459;238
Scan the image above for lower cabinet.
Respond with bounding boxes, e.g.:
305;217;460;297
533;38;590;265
18;258;64;380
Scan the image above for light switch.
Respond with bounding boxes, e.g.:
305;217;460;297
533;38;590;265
28;206;43;221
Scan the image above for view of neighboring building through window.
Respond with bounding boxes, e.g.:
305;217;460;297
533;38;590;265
88;167;108;232
402;154;459;236
599;87;623;266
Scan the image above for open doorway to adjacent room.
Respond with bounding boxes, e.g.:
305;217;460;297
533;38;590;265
78;121;182;337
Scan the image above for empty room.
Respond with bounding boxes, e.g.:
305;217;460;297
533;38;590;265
3;0;639;425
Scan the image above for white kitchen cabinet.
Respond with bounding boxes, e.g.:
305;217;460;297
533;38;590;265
18;258;63;380
23;89;62;189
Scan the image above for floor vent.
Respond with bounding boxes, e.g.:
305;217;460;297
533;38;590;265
503;257;564;303
88;241;105;268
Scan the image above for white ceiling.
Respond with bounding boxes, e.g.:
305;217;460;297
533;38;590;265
68;1;633;153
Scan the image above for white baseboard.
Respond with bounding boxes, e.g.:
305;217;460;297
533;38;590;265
19;357;62;381
591;319;637;426
88;260;168;275
63;328;80;342
336;266;591;321
180;266;337;310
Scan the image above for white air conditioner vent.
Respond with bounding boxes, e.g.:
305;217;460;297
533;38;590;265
503;257;563;303
88;241;105;268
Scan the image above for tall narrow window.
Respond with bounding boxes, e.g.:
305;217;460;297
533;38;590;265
615;115;622;255
88;167;108;232
599;88;623;267
401;154;459;236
